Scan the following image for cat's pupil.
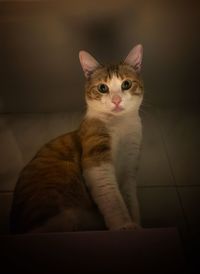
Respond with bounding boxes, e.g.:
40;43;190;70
121;80;132;90
98;84;109;93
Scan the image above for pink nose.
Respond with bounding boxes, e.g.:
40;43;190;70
112;95;122;105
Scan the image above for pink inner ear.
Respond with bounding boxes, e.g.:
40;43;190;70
124;44;143;73
79;51;100;78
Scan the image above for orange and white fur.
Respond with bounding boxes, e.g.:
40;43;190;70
10;44;144;233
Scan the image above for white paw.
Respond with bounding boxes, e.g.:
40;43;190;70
118;222;141;231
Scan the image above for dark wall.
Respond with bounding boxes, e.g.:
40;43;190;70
0;0;199;113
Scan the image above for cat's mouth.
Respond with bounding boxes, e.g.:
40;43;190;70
112;105;124;113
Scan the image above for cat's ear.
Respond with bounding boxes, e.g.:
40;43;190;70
124;44;143;73
79;50;100;78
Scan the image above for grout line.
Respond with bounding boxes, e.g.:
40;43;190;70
173;185;200;188
138;185;175;189
137;184;200;189
0;111;85;115
153;107;190;232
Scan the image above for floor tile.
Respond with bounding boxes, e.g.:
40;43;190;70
137;109;174;186
178;187;200;235
156;107;200;186
7;113;52;164
43;112;82;140
177;187;200;273
0;193;12;235
7;112;83;164
0;117;24;191
1;112;82;191
138;187;186;235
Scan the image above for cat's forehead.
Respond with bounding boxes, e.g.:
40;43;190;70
91;63;138;82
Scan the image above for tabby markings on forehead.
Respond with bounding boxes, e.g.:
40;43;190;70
91;63;139;83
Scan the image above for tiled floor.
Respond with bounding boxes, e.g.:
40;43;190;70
0;107;199;270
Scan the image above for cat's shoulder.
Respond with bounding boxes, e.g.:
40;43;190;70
33;130;80;160
79;117;108;137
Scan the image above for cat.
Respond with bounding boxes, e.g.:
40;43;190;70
10;44;144;233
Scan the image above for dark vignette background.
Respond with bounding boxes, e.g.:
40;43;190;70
0;0;199;112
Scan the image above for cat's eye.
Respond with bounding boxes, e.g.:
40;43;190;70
121;80;132;91
97;83;109;93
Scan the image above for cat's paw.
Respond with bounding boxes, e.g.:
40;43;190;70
118;222;141;231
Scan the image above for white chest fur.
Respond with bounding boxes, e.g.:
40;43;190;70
108;113;142;184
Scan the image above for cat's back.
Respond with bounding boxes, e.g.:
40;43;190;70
19;130;82;184
10;130;92;233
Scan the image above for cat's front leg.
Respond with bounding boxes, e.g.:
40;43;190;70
119;170;141;226
122;180;141;224
83;163;135;230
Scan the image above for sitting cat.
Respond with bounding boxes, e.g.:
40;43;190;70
10;44;144;233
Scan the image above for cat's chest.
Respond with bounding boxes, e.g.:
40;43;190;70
109;116;142;162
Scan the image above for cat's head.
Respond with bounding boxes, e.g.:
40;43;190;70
79;45;143;117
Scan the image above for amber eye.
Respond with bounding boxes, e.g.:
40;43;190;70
97;83;109;93
121;80;132;91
